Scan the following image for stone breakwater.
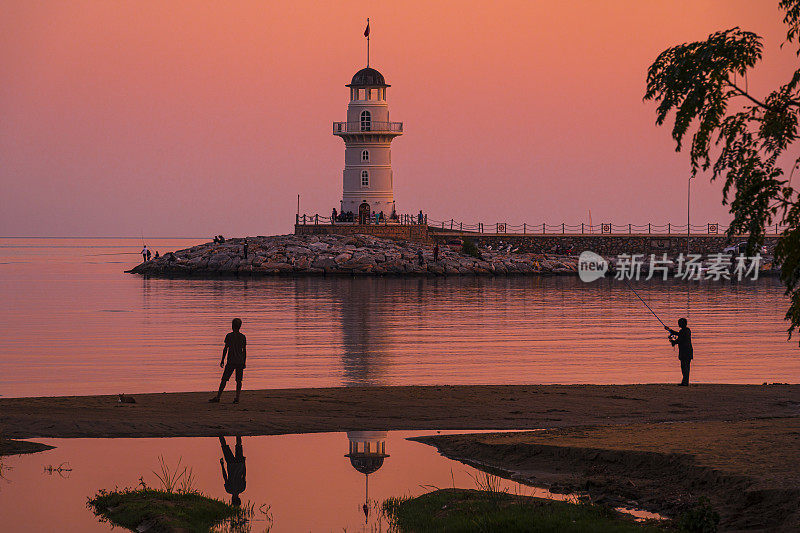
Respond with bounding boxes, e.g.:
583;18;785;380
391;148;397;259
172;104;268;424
127;234;580;277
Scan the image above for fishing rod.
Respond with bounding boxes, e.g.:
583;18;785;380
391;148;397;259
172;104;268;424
622;278;667;329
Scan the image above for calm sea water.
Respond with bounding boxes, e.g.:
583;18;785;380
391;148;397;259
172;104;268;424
0;237;797;398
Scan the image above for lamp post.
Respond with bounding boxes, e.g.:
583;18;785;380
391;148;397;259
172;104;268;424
687;175;695;255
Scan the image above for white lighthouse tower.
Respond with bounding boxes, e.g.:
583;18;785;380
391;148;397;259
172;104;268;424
333;33;402;219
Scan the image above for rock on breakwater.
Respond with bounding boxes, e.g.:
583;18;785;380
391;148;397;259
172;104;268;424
127;234;580;277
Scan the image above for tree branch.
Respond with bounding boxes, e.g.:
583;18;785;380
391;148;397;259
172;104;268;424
728;78;800;109
726;79;771;109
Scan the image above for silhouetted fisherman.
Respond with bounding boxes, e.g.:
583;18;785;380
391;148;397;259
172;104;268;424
146;248;151;261
141;245;148;262
209;318;246;403
433;242;439;262
665;318;693;386
219;436;246;507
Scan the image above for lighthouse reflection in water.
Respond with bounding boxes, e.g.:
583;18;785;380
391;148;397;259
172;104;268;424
336;255;392;522
345;430;390;523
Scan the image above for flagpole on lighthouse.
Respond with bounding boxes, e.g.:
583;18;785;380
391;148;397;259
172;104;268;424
365;18;370;66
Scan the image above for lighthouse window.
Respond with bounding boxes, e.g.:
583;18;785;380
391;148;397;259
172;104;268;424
361;170;369;187
361;150;369;162
360;110;371;131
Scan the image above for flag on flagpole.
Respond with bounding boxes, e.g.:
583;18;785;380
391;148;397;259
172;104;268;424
364;20;370;37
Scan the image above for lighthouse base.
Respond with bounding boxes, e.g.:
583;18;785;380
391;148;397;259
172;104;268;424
294;223;432;244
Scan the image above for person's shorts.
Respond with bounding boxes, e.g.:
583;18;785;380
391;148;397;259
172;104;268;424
221;363;244;383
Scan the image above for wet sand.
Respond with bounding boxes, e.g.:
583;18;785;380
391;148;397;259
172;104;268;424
416;418;800;531
0;439;53;456
1;384;798;439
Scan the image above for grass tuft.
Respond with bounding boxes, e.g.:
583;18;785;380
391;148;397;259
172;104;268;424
462;239;483;260
383;488;674;533
89;487;241;533
152;455;196;494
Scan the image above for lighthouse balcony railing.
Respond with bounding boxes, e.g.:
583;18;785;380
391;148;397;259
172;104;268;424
333;121;403;134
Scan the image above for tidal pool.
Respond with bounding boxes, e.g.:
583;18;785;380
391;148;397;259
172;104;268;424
0;430;571;532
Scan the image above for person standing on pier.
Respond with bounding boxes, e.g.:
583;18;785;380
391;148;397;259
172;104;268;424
665;318;693;386
209;318;247;403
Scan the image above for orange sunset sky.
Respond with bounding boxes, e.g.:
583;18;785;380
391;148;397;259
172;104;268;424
1;1;796;237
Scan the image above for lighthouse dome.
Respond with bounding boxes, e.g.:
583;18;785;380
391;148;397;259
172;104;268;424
347;454;386;475
347;67;389;87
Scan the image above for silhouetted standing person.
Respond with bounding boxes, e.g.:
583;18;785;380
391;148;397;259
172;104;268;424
141;245;148;262
417;249;424;266
210;318;246;403
242;241;248;259
433;242;439;262
146;248;151;261
665;318;693;386
219;436;246;507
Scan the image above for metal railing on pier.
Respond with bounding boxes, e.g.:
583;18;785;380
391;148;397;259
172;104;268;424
424;219;787;235
296;213;427;226
296;214;787;236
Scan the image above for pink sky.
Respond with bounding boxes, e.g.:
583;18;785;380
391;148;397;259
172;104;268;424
0;1;795;237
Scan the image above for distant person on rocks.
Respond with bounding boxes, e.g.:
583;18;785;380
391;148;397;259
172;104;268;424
210;318;246;403
141;245;148;262
332;208;337;223
218;435;246;507
154;251;159;259
417;249;424;266
213;236;219;243
219;235;226;243
146;248;152;261
242;241;248;258
433;242;439;262
418;210;424;225
665;318;693;386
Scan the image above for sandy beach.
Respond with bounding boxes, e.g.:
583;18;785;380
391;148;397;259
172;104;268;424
1;384;798;439
3;384;799;530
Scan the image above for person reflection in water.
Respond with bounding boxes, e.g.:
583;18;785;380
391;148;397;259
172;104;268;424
219;435;246;507
665;317;693;386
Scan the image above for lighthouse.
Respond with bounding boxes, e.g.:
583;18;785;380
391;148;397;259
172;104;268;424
333;31;402;219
